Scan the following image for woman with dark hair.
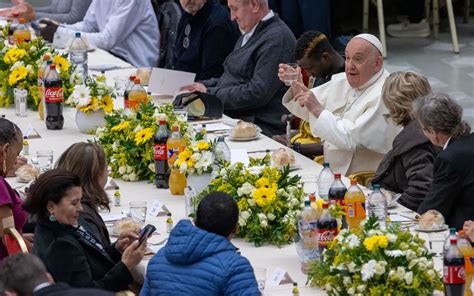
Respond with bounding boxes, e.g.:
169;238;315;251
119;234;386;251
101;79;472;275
23;169;146;292
0;117;28;260
413;93;474;229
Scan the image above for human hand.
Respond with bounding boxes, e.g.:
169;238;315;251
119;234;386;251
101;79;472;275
278;63;303;86
121;240;147;270
272;134;288;145
22;233;34;250
293;85;324;118
6;156;27;177
39;18;59;42
463;220;474;242
179;82;207;93
115;230;139;253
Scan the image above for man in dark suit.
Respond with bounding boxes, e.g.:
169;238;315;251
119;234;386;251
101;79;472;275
414;93;474;230
0;253;114;296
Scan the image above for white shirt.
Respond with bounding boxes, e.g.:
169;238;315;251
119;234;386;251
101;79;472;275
56;0;160;67
443;137;452;150
241;10;274;47
33;282;53;293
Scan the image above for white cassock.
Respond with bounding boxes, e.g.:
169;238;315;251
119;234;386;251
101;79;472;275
283;69;401;175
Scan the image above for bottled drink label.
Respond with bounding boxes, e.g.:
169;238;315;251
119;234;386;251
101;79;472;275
45;87;64;103
299;221;318;239
444;265;465;284
154;144;167;160
346;201;365;218
167;147;182;165
317;229;337;249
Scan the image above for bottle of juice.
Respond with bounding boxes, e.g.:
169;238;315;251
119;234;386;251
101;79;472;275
127;79;147;110
38;57;51;120
167;125;185;166
8;13;19;45
458;230;474;296
13;17;31;45
344;178;366;230
169;168;187;195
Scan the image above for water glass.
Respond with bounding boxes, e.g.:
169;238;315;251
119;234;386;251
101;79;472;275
254;267;266;291
36;150;53;172
283;63;298;86
174;109;188;122
14;88;27;117
114;76;128;97
129;201;147;224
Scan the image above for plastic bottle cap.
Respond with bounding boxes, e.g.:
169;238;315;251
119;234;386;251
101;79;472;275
450;238;457;244
43;55;50;61
458;230;466;237
201;124;206;127
129;75;136;81
293;282;298;286
304;200;310;207
334;173;341;179
46;60;52;65
134;79;141;84
373;184;381;190
23;135;27;139
75;32;81;38
18;17;26;24
12;12;19;17
323;162;330;168
309;194;316;202
171;125;178;132
350;178;358;185
159;120;166;125
218;136;225;141
322;203;329;209
50;64;56;70
114;186;119;190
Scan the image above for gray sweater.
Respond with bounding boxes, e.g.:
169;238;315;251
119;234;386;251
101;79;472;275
202;15;296;136
35;0;91;24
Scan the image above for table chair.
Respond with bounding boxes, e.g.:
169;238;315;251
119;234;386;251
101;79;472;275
3;228;28;255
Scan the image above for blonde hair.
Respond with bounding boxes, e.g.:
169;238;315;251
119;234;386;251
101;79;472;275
382;71;432;126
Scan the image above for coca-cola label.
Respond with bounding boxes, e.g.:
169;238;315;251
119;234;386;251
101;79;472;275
443;265;465;284
318;229;337;247
45;87;64;103
154;144;167;160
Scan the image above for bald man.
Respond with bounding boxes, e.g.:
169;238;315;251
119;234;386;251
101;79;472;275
283;34;400;175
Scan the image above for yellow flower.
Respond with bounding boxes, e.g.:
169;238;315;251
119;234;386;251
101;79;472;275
134;128;154;145
256;177;271;188
100;95;114;113
53;55;70;72
8;66;28;85
111;121;130;131
196;140;209;150
237;198;249;211
253;187;277;207
79;103;94;113
363;235;389;251
3;48;26;64
175;149;194;168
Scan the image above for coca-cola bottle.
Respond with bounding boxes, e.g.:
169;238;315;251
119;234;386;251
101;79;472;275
444;238;465;296
328;173;347;229
44;64;64;130
154;120;169;188
317;203;338;254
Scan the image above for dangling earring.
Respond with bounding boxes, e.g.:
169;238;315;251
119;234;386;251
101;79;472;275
2;159;6;177
49;213;56;222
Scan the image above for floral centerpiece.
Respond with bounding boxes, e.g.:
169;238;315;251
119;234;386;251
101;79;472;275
0;28;79;109
96;103;188;182
196;156;304;246
308;216;443;295
173;134;215;176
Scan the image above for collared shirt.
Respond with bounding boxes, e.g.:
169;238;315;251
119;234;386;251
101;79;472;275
241;10;274;47
33;282;53;293
56;0;159;67
443;137;452;150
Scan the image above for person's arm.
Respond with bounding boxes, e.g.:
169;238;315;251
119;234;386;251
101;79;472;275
36;0;92;24
223;256;260;296
0;205;14;238
55;0;97;34
200;78;219;88
417;154;461;218
207;32;286;111
58;0;147;51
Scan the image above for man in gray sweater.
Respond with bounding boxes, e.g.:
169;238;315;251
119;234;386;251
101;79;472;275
181;0;296;136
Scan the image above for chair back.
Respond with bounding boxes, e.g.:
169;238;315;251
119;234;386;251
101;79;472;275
3;228;28;255
348;171;376;187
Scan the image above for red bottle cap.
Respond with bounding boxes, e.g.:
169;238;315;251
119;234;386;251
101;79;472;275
322;203;329;209
134;79;141;85
334;173;341;178
350;178;358;185
159;120;166;125
12;12;19;17
171;125;179;132
309;194;316;202
129;75;136;81
50;64;56;70
450;238;457;244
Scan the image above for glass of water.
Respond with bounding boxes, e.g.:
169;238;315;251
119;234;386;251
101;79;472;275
174;109;188;122
283;63;298;86
36;150;53;172
114;76;128;97
254;267;266;291
129;201;147;225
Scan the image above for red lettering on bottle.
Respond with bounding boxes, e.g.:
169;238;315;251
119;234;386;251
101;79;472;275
154;144;167;160
443;265;465;284
44;87;64;103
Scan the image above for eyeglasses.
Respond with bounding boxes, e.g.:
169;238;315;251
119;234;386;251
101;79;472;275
183;24;191;49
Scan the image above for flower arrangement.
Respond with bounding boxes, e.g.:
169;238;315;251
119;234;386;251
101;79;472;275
308;216;443;295
96;103;188;182
0;28;79;109
173;133;215;176
66;74;115;114
196;156;304;246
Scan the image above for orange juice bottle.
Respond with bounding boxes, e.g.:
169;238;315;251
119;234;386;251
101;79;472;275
167;125;185;166
169;168;187;195
344;178;366;230
127;79;147;110
458;230;474;296
13;18;31;45
37;57;51;120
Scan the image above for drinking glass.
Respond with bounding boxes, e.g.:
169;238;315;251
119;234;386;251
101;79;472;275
254;267;266;291
114;76;128;97
36;150;53;172
129;201;147;224
14;88;27;117
283;63;298;86
174;109;188;122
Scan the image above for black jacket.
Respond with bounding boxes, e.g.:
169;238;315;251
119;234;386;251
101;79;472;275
33;282;114;296
372;120;439;211
418;133;474;229
80;202;111;247
32;218;133;292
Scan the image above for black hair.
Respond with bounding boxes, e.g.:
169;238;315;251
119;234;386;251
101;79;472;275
195;191;239;237
0;117;22;145
294;30;334;61
23;169;81;222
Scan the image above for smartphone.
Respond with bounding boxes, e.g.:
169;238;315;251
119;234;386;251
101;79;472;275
137;224;156;247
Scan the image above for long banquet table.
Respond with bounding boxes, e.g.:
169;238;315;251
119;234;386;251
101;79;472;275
3;48;446;295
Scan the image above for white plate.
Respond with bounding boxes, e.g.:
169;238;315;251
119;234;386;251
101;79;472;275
228;133;260;141
414;224;449;232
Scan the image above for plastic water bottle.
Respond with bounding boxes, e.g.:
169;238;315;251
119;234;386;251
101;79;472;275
297;200;319;274
213;136;231;162
317;162;334;200
443;228;458;256
185;186;196;218
367;184;387;229
69;32;88;79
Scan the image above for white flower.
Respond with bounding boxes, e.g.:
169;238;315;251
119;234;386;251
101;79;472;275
148;163;155;172
396;266;406;278
404;271;413;285
247;165;265;175
427;269;436;278
384;250;405;257
324;283;332;291
374;261;387;275
257;213;267;221
347;287;355;295
267;213;276;221
118;166;126;175
347;234;360;249
356;285;366;292
30;46;37;52
10;61;25;71
133;125;143;133
346;262;356;273
405;250;416;261
247;198;256;206
26;64;34;74
260;220;268;227
388;269;397;279
343;276;352;286
126;165;133;173
238;216;246;226
237;182;255;197
179;162;188;172
386;233;397;243
72;84;91;107
241;211;251;220
129;172;137;181
361;260;376;281
112;141;119;151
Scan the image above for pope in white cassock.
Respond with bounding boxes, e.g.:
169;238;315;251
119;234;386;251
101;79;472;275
282;34;401;175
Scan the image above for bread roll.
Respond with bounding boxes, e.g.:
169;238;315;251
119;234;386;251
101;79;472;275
15;164;40;182
419;210;445;229
271;148;295;167
113;218;141;236
231;121;257;138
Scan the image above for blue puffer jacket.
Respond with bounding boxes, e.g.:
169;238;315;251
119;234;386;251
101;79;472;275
140;220;260;296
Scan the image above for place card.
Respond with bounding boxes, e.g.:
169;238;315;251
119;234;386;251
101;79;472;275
148;200;168;217
204;123;233;132
267;267;293;287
